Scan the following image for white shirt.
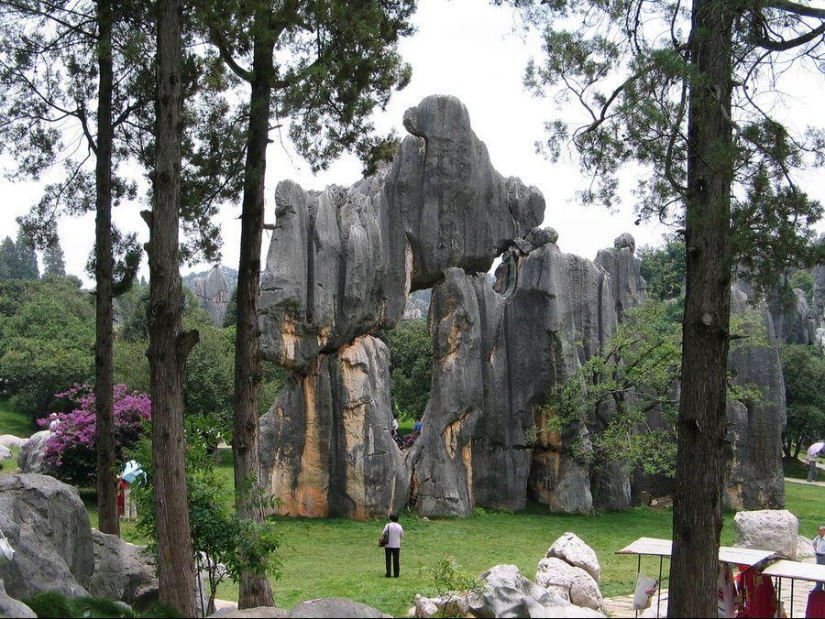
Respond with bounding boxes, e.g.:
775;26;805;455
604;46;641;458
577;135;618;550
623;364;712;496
813;535;825;555
382;521;404;548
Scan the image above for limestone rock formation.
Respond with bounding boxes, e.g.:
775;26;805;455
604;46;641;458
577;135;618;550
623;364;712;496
192;265;232;327
725;285;786;511
257;94;785;520
258;95;543;518
0;473;94;600
17;430;50;474
733;509;799;560
88;529;158;611
259;335;408;519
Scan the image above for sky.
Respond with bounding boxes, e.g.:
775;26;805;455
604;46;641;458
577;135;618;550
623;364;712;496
1;0;823;287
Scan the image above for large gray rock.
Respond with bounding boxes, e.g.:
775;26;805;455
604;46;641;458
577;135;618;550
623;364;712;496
534;557;603;611
813;233;825;335
391;95;544;288
725;285;786;510
0;579;36;618
260;178;404;372
88;529;158;610
210;608;288;618
406;268;521;517
496;240;625;513
545;533;601;584
0;435;27;450
255;93;785;520
768;285;816;345
594;234;646;322
259;336;408;519
472;564;605;618
16;430;50;474
0;473;94;599
192;265;232;327
734;509;799;560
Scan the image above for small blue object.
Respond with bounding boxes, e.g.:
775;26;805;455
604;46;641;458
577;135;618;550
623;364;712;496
121;460;144;485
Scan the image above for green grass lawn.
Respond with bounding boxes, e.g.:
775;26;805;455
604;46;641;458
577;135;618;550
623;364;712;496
2;399;822;617
0;398;36;438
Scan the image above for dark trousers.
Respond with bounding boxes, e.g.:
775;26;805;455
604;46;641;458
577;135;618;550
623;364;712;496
384;547;400;577
815;554;825;591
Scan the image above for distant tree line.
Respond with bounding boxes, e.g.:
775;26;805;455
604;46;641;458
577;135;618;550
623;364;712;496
0;229;66;281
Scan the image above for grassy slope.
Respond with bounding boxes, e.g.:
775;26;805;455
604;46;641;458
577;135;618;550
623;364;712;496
0;398;36;438
2;403;822;617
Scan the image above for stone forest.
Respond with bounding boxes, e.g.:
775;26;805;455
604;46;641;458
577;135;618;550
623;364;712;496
236;94;824;521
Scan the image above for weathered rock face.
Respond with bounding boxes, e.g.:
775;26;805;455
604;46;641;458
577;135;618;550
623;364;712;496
734;509;799;560
768;287;817;346
257;94;785;519
259;335;408;519
88;529;158;611
258;95;544;518
405;268;525;516
390;95;545;288
0;473;94;600
725;285;786;511
17;430;50;474
192;265;232;327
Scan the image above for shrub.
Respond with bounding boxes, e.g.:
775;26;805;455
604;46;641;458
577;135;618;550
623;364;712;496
39;384;151;486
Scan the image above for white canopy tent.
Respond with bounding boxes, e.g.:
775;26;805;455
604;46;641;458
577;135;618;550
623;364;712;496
616;537;778;618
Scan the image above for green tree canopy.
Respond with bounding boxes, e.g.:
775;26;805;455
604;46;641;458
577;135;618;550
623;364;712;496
779;344;825;460
0;278;95;421
380;319;433;420
638;236;686;302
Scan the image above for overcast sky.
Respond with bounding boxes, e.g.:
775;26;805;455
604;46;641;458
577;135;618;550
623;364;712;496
2;0;823;287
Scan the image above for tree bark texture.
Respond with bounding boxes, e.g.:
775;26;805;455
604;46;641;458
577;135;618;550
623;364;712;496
149;0;197;614
94;0;119;538
232;9;275;609
668;0;735;616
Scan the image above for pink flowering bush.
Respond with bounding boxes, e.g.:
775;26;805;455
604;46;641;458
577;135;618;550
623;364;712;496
39;384;151;487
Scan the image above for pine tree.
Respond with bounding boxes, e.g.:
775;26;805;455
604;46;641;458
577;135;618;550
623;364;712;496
0;237;16;281
14;229;39;280
43;240;66;278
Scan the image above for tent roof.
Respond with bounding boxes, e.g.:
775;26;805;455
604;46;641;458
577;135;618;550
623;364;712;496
617;537;777;566
763;559;825;582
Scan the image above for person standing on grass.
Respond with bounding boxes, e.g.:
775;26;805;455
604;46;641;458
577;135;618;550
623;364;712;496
381;513;404;578
808;441;825;482
813;526;825;592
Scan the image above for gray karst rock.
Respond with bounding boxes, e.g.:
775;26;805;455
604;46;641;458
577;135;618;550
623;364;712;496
768;285;817;345
391;95;545;288
0;579;36;618
0;473;94;600
17;430;50;474
725;284;786;511
814;233;825;340
594;234;646;322
88;529;158;611
192;264;232;327
257;94;785;520
259;335;408;519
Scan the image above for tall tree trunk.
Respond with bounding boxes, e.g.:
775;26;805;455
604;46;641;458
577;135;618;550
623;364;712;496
668;0;735;616
147;0;197;614
94;0;118;538
233;11;275;609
